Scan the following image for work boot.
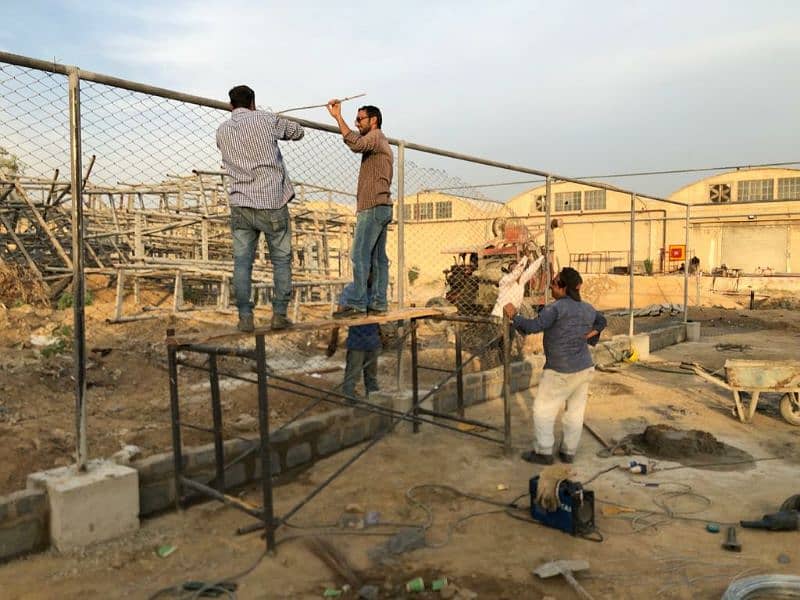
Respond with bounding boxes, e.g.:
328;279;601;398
558;451;575;464
333;305;366;319
521;450;554;465
237;314;255;333
367;305;388;315
271;314;292;330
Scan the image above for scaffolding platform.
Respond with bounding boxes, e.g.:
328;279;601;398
167;307;453;346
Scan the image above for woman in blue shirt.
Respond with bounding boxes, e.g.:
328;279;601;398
504;267;606;465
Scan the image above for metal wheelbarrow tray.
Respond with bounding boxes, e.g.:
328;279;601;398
692;359;800;425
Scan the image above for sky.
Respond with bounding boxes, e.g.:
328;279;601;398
2;0;800;199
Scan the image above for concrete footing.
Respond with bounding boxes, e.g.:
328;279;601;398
686;321;701;342
630;333;651;361
27;460;139;552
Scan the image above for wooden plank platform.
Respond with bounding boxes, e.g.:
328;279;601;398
167;307;452;347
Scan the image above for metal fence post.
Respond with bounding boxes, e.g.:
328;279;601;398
629;194;636;338
396;141;405;309
544;176;553;303
502;314;512;456
68;67;88;472
395;142;406;392
683;204;690;322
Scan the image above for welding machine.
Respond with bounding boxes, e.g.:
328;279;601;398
529;476;596;537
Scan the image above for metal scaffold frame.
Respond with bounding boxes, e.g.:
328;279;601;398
164;308;514;553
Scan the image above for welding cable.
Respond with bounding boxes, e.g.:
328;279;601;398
404;484;535;548
147;548;268;600
583;464;621;484
598;344;695;376
406;484;606;545
721;574;800;599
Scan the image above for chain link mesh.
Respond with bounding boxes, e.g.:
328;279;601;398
0;55;702;480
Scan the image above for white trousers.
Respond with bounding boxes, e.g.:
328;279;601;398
533;367;595;455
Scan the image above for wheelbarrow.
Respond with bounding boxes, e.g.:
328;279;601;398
689;359;800;426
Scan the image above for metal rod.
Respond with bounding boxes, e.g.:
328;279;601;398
502;314;512;455
180;477;264;520
416;365;453;373
166;329;184;510
416;407;502;432
455;324;465;418
629;194;636;338
68;67;88;472
401;141;685;205
277;93;366;115
255;335;276;553
276;333;507;531
410;318;420;434
208;353;225;493
177;359;504;441
684;205;690;323
0;50;692;207
278;428;386;528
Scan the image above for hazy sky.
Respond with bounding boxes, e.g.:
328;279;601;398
3;0;800;198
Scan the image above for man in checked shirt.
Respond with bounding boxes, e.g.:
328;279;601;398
327;100;394;318
217;85;305;332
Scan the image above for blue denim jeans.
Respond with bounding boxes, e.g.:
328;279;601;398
349;204;392;311
230;204;292;317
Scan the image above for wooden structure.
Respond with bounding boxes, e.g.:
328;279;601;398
0;170;360;317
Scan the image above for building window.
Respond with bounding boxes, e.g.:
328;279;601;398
709;183;731;203
435;201;452;219
555;191;581;212
414;202;434;220
737;179;773;202
533;195;546;213
402;205;412;221
583;190;606;210
777;177;800;200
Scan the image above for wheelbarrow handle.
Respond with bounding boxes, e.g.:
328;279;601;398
689;363;732;390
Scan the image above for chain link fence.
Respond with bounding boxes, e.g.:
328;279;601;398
1;51;718;484
0;53;563;479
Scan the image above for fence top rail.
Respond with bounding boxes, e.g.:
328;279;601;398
0;50;688;208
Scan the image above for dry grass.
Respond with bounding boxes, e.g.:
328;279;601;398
0;262;50;307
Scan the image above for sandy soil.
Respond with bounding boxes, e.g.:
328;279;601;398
0;294;365;495
1;297;799;598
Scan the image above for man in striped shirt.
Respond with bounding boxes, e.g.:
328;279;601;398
327;100;394;318
217;85;305;332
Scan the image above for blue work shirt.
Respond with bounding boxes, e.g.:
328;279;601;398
511;297;607;373
340;284;382;351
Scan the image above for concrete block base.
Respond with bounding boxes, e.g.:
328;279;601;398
28;460;139;552
630;333;651;361
685;321;701;342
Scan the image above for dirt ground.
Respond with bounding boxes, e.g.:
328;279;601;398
0;281;665;495
1;293;800;598
0;286;393;495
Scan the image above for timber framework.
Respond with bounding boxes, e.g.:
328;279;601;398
0;169;358;320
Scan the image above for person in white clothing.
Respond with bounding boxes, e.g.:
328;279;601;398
491;254;545;318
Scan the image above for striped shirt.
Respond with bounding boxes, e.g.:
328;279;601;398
343;129;393;212
216;108;305;209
